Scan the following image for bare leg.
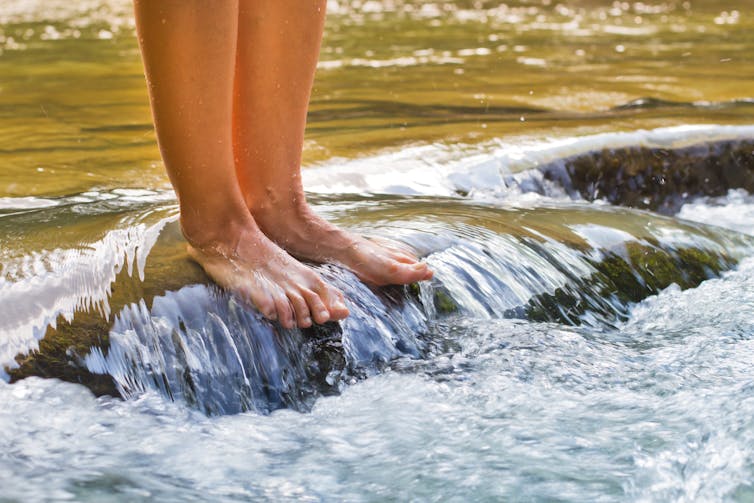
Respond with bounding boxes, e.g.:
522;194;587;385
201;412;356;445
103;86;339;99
234;0;433;286
133;0;348;328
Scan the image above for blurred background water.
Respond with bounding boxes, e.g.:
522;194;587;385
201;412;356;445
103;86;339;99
2;0;752;197
2;0;754;501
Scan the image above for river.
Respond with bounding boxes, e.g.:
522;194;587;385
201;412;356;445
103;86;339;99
2;1;754;501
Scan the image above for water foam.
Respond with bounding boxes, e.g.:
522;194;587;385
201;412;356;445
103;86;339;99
0;216;171;377
303;124;754;200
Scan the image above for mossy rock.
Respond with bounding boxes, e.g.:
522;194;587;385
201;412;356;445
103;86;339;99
541;139;754;213
518;243;735;326
9;311;118;397
3;200;750;409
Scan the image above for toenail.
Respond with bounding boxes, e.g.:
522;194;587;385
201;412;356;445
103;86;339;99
334;300;347;311
303;317;312;326
319;310;329;320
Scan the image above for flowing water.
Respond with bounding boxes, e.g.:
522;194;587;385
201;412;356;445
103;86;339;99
3;0;754;500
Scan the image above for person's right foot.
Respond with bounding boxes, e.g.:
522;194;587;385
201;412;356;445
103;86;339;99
184;218;349;329
247;199;433;286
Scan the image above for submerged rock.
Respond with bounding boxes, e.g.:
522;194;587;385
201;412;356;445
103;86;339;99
4;198;751;415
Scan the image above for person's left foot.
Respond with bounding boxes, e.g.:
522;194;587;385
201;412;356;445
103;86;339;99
250;201;433;286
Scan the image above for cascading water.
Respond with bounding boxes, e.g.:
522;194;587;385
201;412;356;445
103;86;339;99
3;126;754;500
4;0;754;494
4;128;754;417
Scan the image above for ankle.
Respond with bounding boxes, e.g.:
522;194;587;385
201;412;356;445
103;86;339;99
245;183;309;218
180;210;255;257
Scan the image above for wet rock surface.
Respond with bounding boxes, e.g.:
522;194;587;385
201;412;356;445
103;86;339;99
542;140;754;214
5;196;752;415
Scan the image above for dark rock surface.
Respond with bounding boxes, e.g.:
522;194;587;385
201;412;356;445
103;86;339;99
541;140;754;214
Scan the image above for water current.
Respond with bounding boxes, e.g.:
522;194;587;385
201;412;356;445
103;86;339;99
3;0;754;501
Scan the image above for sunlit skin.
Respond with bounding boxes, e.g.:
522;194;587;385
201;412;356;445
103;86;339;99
133;0;433;328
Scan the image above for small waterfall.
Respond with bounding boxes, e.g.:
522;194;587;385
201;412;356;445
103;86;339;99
71;200;753;415
85;269;432;416
3;129;754;415
302;125;754;208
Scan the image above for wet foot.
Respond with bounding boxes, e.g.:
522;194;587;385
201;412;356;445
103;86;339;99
183;217;349;329
250;202;433;286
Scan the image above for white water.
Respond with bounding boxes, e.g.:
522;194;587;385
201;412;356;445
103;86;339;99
303;125;754;198
5;236;754;500
3;127;754;500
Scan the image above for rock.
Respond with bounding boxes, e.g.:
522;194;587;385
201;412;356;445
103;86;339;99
541;139;754;214
5;199;751;414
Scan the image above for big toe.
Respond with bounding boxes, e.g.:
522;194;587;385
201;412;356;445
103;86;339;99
324;287;350;320
301;285;349;324
387;260;433;284
388;249;419;264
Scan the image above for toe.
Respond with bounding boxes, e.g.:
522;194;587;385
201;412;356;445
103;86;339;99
408;261;433;281
325;287;349;320
411;261;433;280
287;290;312;328
310;279;349;320
386;260;433;285
272;289;295;329
307;276;349;322
302;288;331;325
250;290;277;321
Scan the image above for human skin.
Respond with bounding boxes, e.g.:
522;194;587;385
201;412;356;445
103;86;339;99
133;0;432;329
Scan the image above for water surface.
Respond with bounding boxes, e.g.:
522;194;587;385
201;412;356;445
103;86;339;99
2;1;754;501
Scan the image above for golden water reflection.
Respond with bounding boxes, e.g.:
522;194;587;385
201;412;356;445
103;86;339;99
0;0;752;197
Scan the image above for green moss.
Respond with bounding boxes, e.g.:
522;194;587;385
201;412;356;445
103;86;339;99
433;288;459;315
516;242;736;327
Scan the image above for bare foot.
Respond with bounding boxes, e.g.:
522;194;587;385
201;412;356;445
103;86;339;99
250;201;433;286
183;218;349;329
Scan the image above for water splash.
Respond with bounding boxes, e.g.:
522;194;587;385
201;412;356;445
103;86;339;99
0;217;170;378
303;125;754;201
56;198;751;415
